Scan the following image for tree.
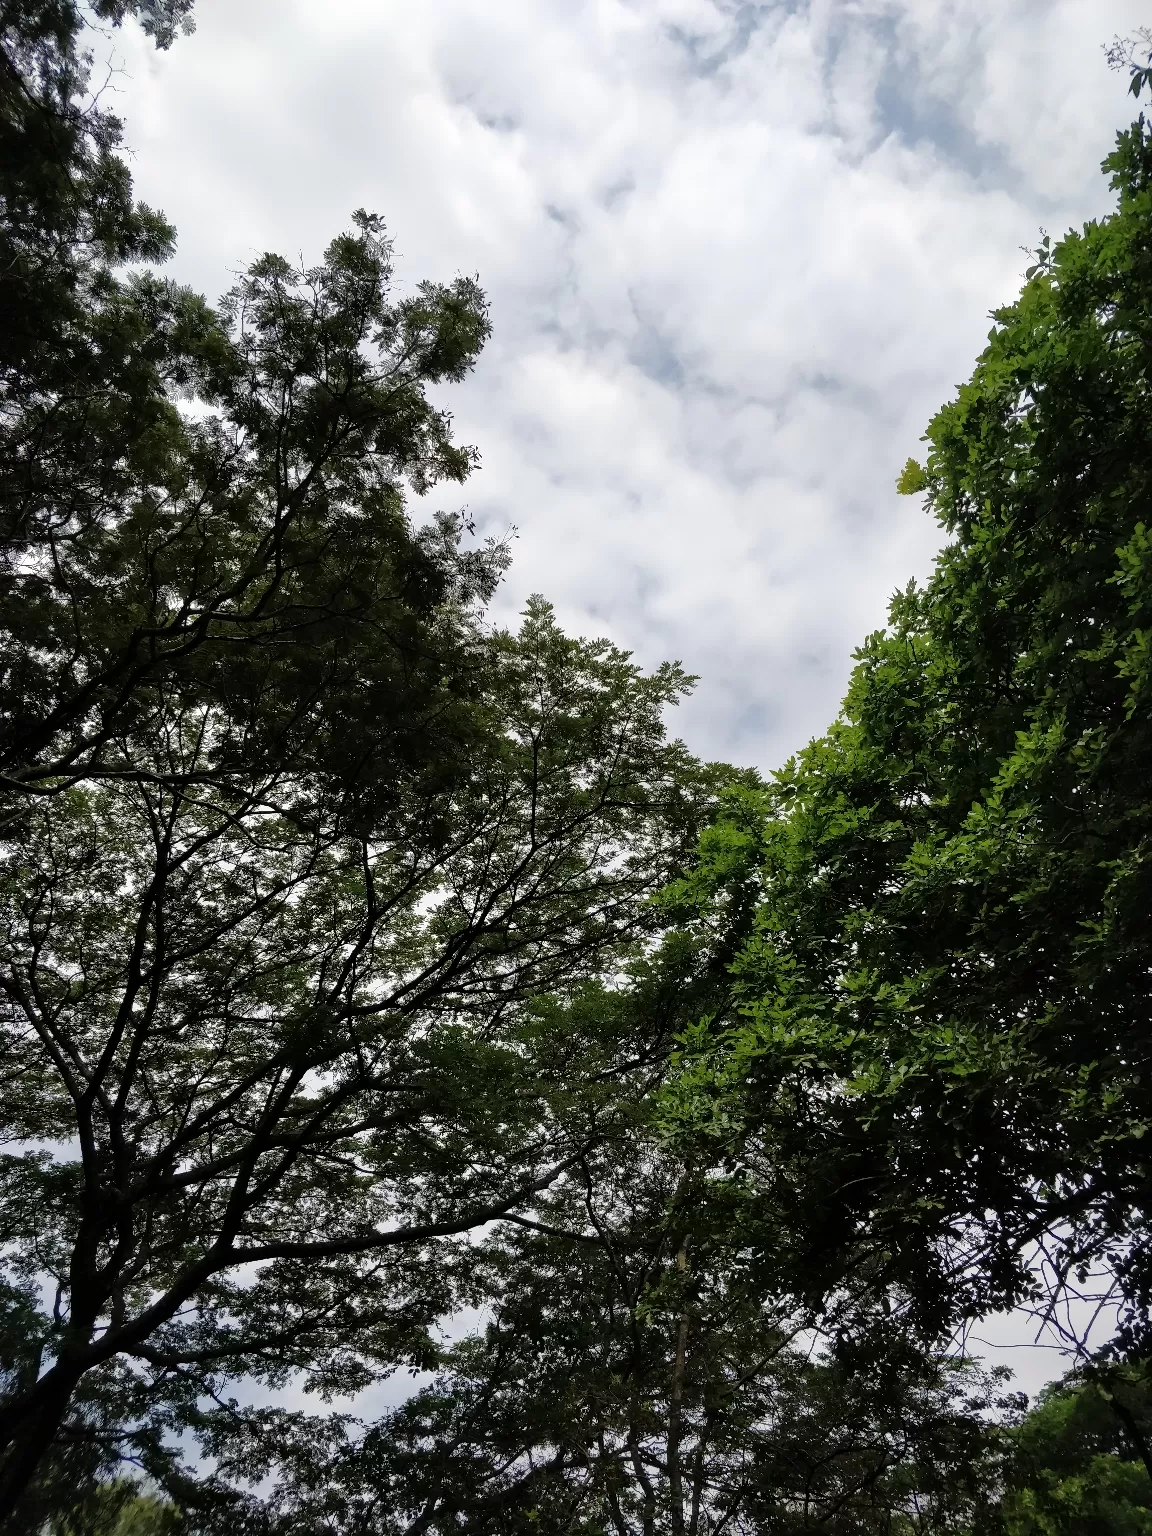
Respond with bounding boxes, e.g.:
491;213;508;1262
984;1363;1152;1535
2;0;502;811
1;0;194;398
183;1052;1008;1536
0;1;724;1523
664;69;1152;1346
0;592;714;1523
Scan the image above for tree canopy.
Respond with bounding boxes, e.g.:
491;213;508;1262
196;1136;1008;1535
665;71;1152;1350
8;2;1152;1532
0;1;721;1522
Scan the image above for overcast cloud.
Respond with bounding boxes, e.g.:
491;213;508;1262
109;0;1148;774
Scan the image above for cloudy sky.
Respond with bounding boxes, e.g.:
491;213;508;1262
113;0;1145;779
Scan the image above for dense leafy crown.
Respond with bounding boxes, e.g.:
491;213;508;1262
667;102;1152;1337
0;2;727;1526
9;3;1152;1532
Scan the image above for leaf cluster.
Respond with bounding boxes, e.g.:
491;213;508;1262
663;96;1152;1340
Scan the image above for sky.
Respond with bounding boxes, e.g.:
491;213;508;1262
102;3;1149;1406
109;0;1150;777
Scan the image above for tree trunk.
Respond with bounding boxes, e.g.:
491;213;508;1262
626;1422;657;1536
668;1236;690;1536
0;1360;86;1529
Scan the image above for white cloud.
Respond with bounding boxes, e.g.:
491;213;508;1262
111;0;1149;769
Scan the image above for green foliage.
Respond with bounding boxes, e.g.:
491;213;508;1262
896;457;928;495
2;0;503;813
180;1098;1007;1534
985;1366;1152;1536
665;86;1152;1338
42;1481;180;1536
0;0;727;1523
0;0;191;395
0;593;716;1522
10;1;1152;1530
